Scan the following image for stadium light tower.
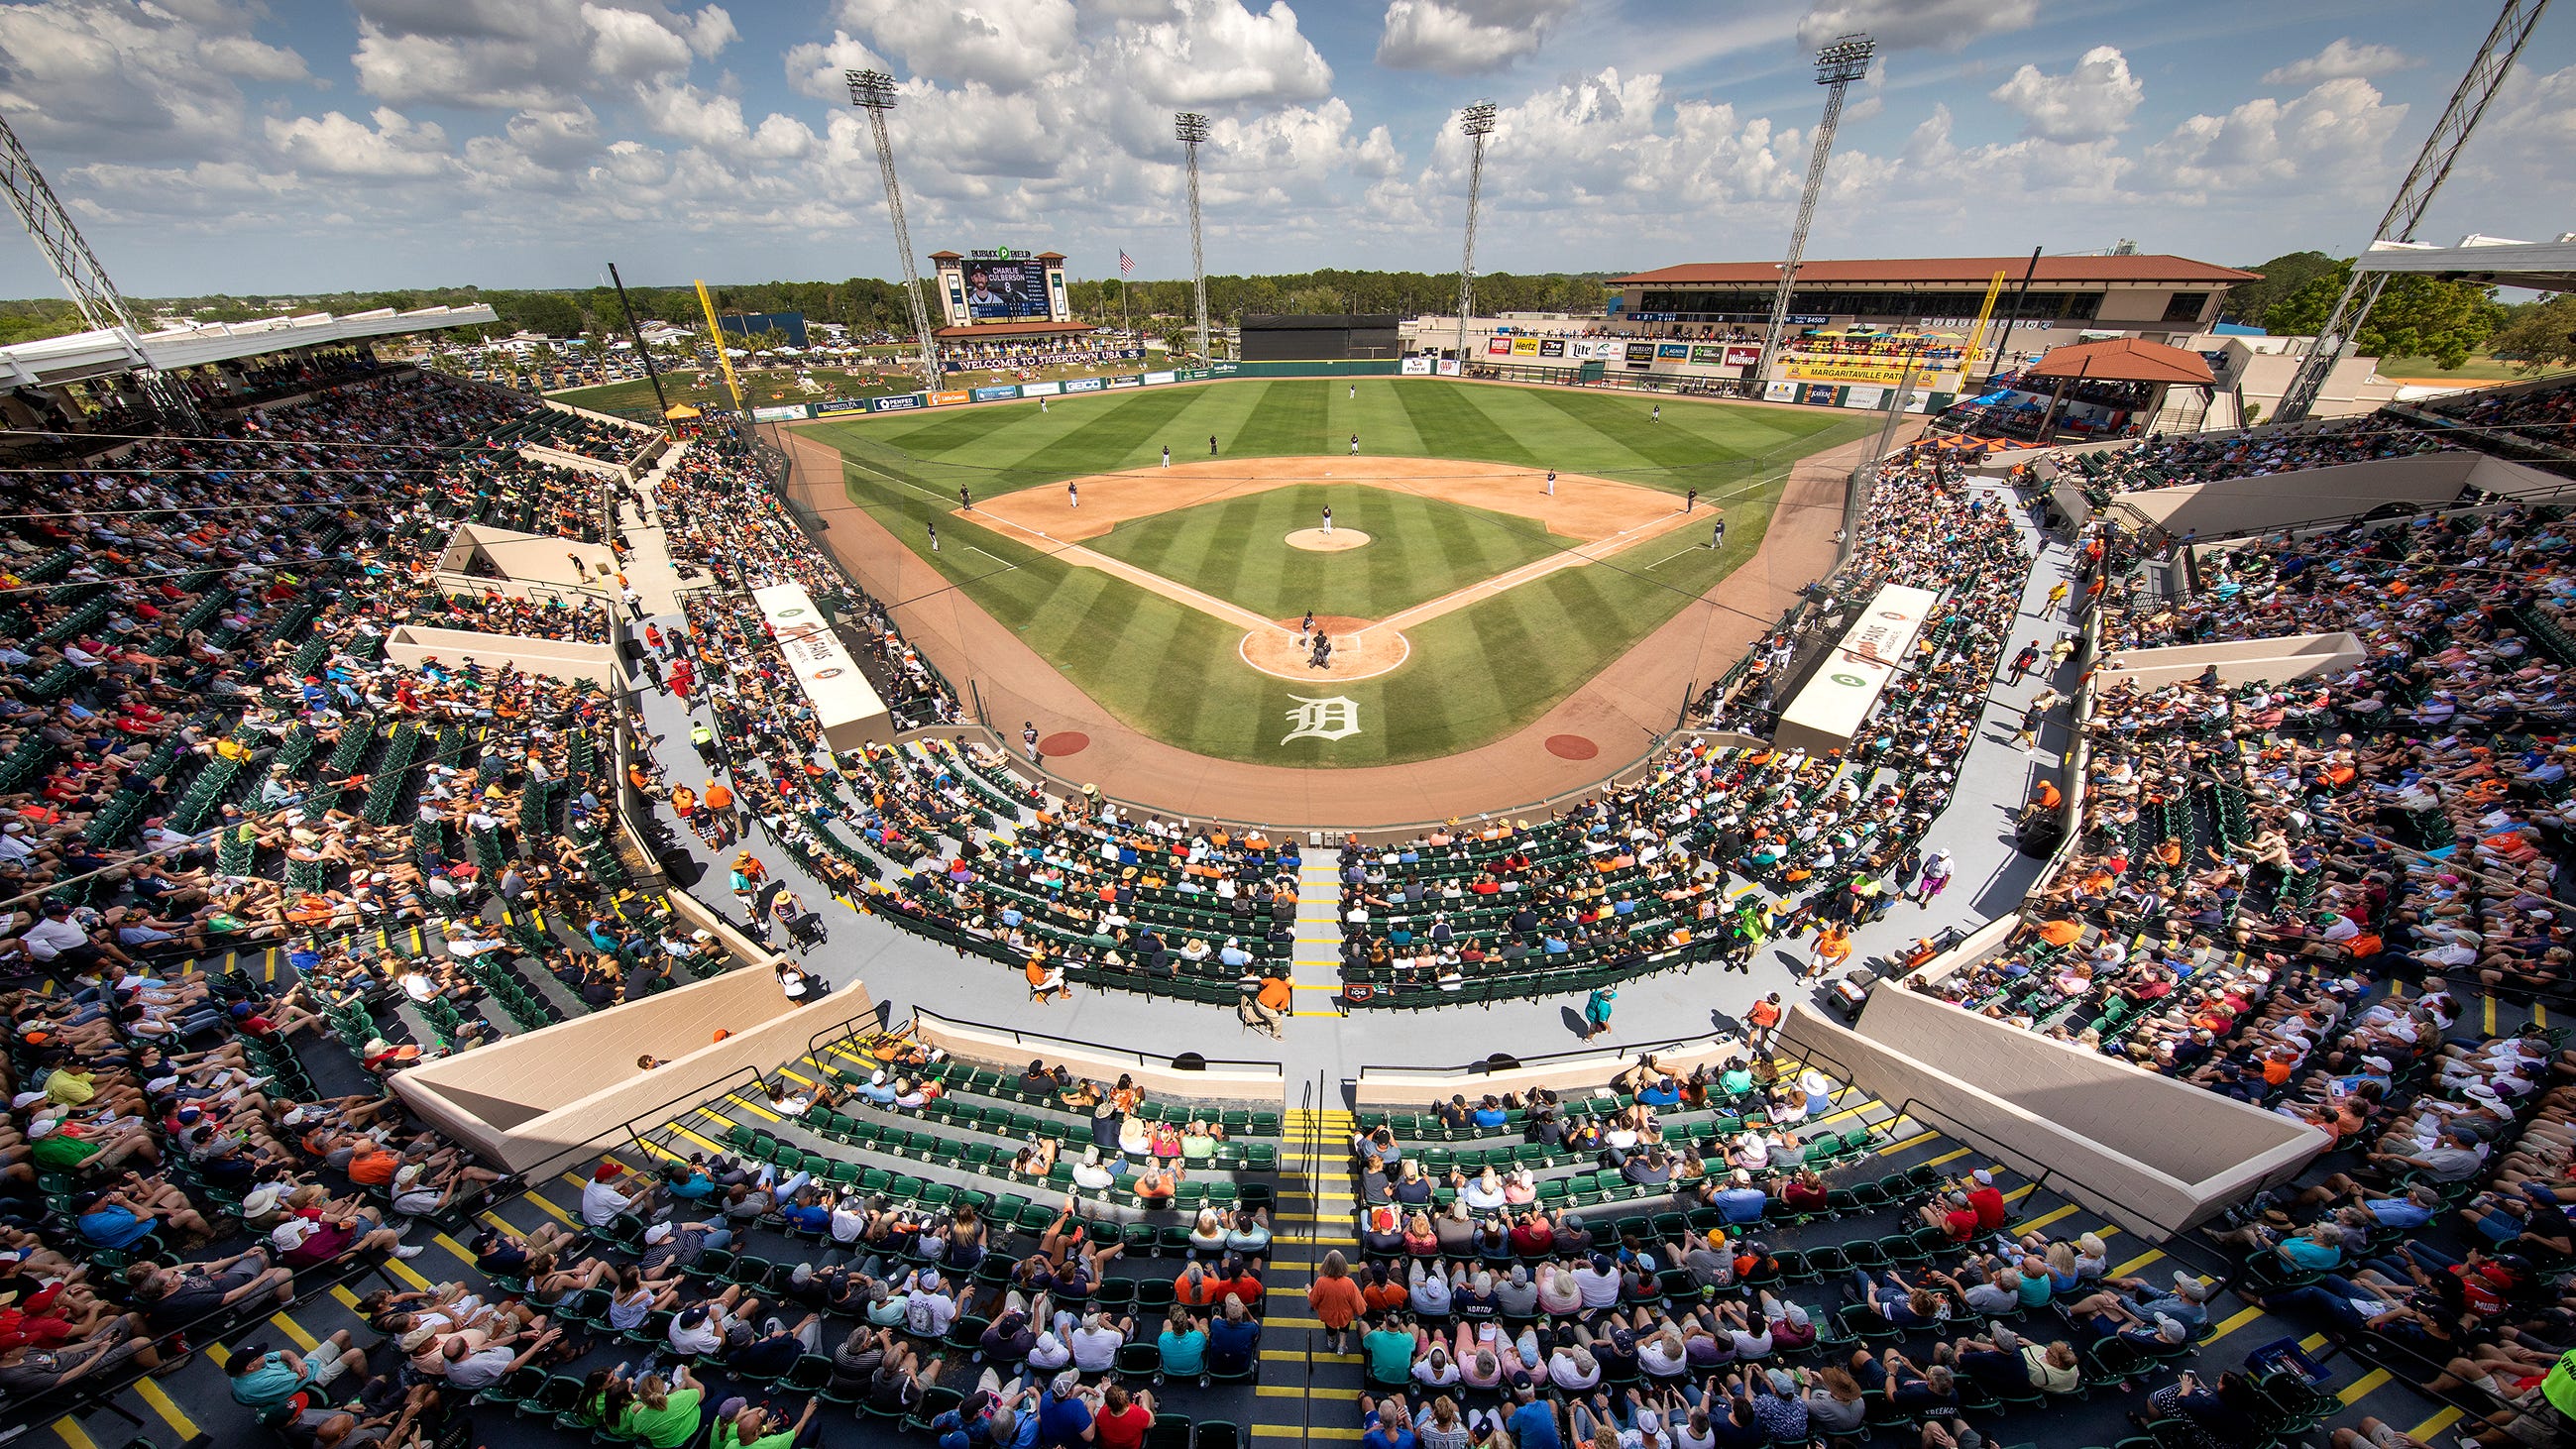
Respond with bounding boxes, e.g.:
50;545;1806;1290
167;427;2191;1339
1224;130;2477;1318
1753;33;1874;388
1453;100;1498;366
2274;0;2549;423
1176;112;1211;362
847;69;941;392
0;112;198;427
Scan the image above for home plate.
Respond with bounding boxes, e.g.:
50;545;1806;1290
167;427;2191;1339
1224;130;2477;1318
1239;615;1409;681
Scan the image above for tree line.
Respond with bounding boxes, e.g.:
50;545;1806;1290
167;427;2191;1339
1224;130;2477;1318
0;259;2561;373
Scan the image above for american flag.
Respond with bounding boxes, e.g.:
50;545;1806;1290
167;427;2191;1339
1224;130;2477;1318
1118;250;1136;276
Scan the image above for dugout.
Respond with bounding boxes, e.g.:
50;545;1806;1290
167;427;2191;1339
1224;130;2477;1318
1241;313;1400;362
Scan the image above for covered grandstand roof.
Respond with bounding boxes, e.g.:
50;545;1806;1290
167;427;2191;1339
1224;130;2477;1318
2027;336;2216;386
0;302;499;391
2356;236;2576;292
1607;255;2258;286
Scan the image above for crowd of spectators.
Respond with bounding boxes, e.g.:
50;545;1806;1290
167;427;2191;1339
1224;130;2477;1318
1892;476;2576;1442
2429;376;2576;452
1335;443;2031;1007
1335;1048;2279;1449
385;583;612;644
2057;415;2455;498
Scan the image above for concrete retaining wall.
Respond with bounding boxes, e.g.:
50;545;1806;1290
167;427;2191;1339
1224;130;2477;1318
2094;631;2366;690
1354;1030;1748;1109
911;1008;1283;1108
1780;992;2323;1238
393;971;876;1174
2106;452;2479;537
383;624;616;685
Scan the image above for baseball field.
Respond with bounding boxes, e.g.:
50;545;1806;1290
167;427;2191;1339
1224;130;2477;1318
806;379;1870;766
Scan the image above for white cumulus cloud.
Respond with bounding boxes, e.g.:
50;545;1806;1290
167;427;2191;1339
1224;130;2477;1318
2145;76;2408;196
1376;0;1578;75
1798;0;2039;53
2261;38;2416;87
1990;45;2143;144
265;106;454;177
832;0;1075;93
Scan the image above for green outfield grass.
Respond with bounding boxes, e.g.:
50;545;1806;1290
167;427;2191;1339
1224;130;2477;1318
1084;485;1578;620
810;380;1869;767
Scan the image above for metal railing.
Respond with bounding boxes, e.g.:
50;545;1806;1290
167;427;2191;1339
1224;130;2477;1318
1880;1091;2247;1276
908;1006;1286;1080
1357;1022;1744;1080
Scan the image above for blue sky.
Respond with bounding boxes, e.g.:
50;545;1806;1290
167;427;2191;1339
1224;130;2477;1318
0;0;2566;298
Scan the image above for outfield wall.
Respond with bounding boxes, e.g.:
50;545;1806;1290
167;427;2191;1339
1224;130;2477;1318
782;362;1938;422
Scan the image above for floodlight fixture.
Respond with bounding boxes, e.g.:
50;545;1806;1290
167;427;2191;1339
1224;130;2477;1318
1815;34;1874;84
1460;100;1498;138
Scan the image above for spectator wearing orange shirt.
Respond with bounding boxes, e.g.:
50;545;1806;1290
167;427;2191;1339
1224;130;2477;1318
1744;993;1784;1053
1305;1252;1367;1354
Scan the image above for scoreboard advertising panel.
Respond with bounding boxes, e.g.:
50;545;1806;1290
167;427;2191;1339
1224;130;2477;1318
961;249;1049;320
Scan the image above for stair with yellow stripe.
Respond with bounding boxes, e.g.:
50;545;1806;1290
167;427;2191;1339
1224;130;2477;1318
1245;1107;1367;1443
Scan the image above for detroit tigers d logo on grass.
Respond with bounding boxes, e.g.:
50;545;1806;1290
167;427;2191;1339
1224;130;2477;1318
1283;695;1362;744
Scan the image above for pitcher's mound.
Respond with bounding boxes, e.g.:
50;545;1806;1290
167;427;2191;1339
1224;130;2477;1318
1239;615;1409;681
1286;528;1369;552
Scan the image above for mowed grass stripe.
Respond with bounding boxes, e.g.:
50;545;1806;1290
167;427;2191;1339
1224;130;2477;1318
1507;385;1703;480
1388;379;1544;471
1232;380;1333;455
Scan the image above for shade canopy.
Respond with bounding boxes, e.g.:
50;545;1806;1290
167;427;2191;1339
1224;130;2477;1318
663;403;703;419
2025;337;2214;387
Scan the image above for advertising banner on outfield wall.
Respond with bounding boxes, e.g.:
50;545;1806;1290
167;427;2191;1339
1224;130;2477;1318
1539;339;1565;357
751;404;811;422
929;390;969;406
969;385;1020;402
1776;355;1968;389
1400;357;1432;375
1512;338;1540;356
1763;381;1798;403
1726;346;1763;367
815;399;867;416
1656;343;1689;359
1144;371;1176;385
866;393;924;412
1570;340;1623;361
1175;368;1211;382
1844;387;1884;410
1064;378;1106;392
1624;342;1656;362
1107;376;1142;389
1486;338;1512;356
751;583;892;755
1019;381;1062;396
1436;359;1461;376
